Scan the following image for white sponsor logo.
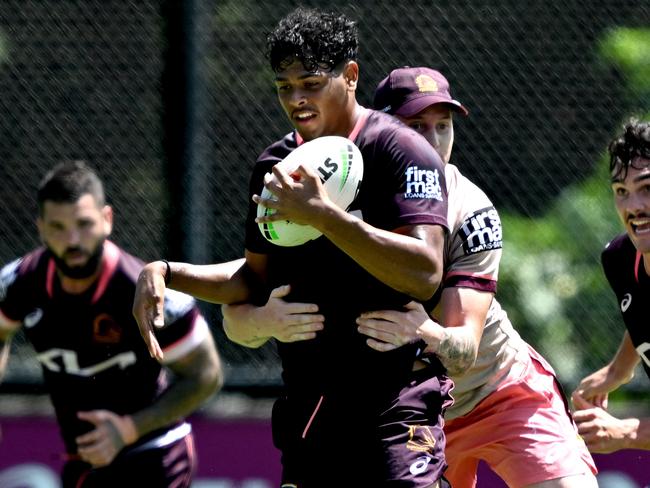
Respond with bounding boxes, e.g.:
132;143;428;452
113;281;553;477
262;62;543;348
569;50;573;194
404;165;442;201
0;259;21;302
24;309;43;328
621;293;632;312
459;207;503;254
37;348;136;376
409;455;432;475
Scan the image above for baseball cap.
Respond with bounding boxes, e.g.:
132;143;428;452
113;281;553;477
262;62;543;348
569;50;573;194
373;66;469;117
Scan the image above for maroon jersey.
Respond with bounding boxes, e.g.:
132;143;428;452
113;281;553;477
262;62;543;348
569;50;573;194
245;109;452;485
0;241;206;455
245;108;448;397
602;234;650;380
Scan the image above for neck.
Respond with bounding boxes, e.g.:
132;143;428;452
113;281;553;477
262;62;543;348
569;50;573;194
59;269;101;294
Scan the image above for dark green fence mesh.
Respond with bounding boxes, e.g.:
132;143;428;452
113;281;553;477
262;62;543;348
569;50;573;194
1;0;648;392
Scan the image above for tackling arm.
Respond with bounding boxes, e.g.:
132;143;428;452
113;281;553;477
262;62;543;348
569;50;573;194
423;287;491;376
357;287;490;376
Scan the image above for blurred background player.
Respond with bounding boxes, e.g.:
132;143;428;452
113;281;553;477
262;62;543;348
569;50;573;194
0;161;223;487
135;7;453;487
572;118;650;454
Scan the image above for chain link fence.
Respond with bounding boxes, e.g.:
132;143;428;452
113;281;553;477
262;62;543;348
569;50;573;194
1;1;648;395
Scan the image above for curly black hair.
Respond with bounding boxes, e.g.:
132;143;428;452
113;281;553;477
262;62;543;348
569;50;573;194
266;7;358;73
609;118;650;181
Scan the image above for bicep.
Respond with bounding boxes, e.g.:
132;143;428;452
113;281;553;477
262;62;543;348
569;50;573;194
166;333;221;380
436;286;492;344
245;250;269;285
393;223;446;262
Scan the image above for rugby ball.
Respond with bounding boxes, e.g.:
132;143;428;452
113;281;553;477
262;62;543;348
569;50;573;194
257;136;363;247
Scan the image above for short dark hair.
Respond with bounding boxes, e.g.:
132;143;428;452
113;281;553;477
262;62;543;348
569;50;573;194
609;118;650;181
266;7;358;73
37;160;105;214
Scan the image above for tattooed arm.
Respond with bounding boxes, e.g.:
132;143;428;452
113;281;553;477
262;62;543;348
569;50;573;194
357;287;491;376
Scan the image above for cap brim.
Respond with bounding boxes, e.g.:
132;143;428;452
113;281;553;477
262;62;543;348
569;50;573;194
394;95;469;117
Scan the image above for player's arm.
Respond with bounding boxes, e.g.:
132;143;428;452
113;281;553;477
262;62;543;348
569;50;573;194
222;283;324;348
133;258;253;360
572;394;650;452
76;327;222;467
423;287;491;375
131;331;222;436
0;314;20;383
572;331;640;409
0;335;11;383
357;287;490;376
256;164;445;300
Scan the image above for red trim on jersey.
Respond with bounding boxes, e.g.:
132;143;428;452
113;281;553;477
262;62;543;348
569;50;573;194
635;251;642;283
445;270;497;281
46;258;56;298
91;241;120;304
294;107;370;146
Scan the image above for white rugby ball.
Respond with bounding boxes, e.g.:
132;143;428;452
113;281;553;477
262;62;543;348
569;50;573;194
257;135;363;247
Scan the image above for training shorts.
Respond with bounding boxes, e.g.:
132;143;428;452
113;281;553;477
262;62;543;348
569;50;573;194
443;346;597;488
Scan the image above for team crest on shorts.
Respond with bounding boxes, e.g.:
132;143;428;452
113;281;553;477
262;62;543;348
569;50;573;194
406;425;436;453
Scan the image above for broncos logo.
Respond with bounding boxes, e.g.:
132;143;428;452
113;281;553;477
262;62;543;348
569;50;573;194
406;425;437;453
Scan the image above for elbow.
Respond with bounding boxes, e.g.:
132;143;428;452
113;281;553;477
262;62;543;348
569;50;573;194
408;267;443;302
201;363;224;398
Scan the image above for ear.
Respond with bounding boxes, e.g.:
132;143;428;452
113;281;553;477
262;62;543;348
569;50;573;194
103;205;114;237
36;217;45;243
342;61;359;91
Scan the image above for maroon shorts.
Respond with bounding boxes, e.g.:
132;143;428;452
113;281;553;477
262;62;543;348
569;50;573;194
62;426;196;488
274;367;454;487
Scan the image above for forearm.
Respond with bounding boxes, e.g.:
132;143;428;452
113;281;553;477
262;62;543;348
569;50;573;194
222;303;271;348
318;207;442;300
422;324;478;376
629;417;650;450
0;338;9;382
166;258;251;305
607;332;640;386
131;343;222;438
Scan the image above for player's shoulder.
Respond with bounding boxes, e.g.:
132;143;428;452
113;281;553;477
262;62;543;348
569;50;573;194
445;164;492;204
0;248;48;287
601;233;634;265
257;132;298;166
109;242;145;284
360;109;423;146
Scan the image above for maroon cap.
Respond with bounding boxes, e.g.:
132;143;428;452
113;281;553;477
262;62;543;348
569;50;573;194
373;66;468;117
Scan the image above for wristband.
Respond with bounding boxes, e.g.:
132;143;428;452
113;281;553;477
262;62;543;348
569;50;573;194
161;259;172;286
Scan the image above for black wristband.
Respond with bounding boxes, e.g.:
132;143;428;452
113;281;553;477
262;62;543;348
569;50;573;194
161;259;172;286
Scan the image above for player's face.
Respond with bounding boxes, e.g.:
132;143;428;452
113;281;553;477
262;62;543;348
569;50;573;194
611;158;650;253
37;194;113;278
274;60;358;141
398;105;455;164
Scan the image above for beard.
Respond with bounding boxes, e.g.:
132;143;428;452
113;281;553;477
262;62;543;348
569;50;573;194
46;239;106;279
